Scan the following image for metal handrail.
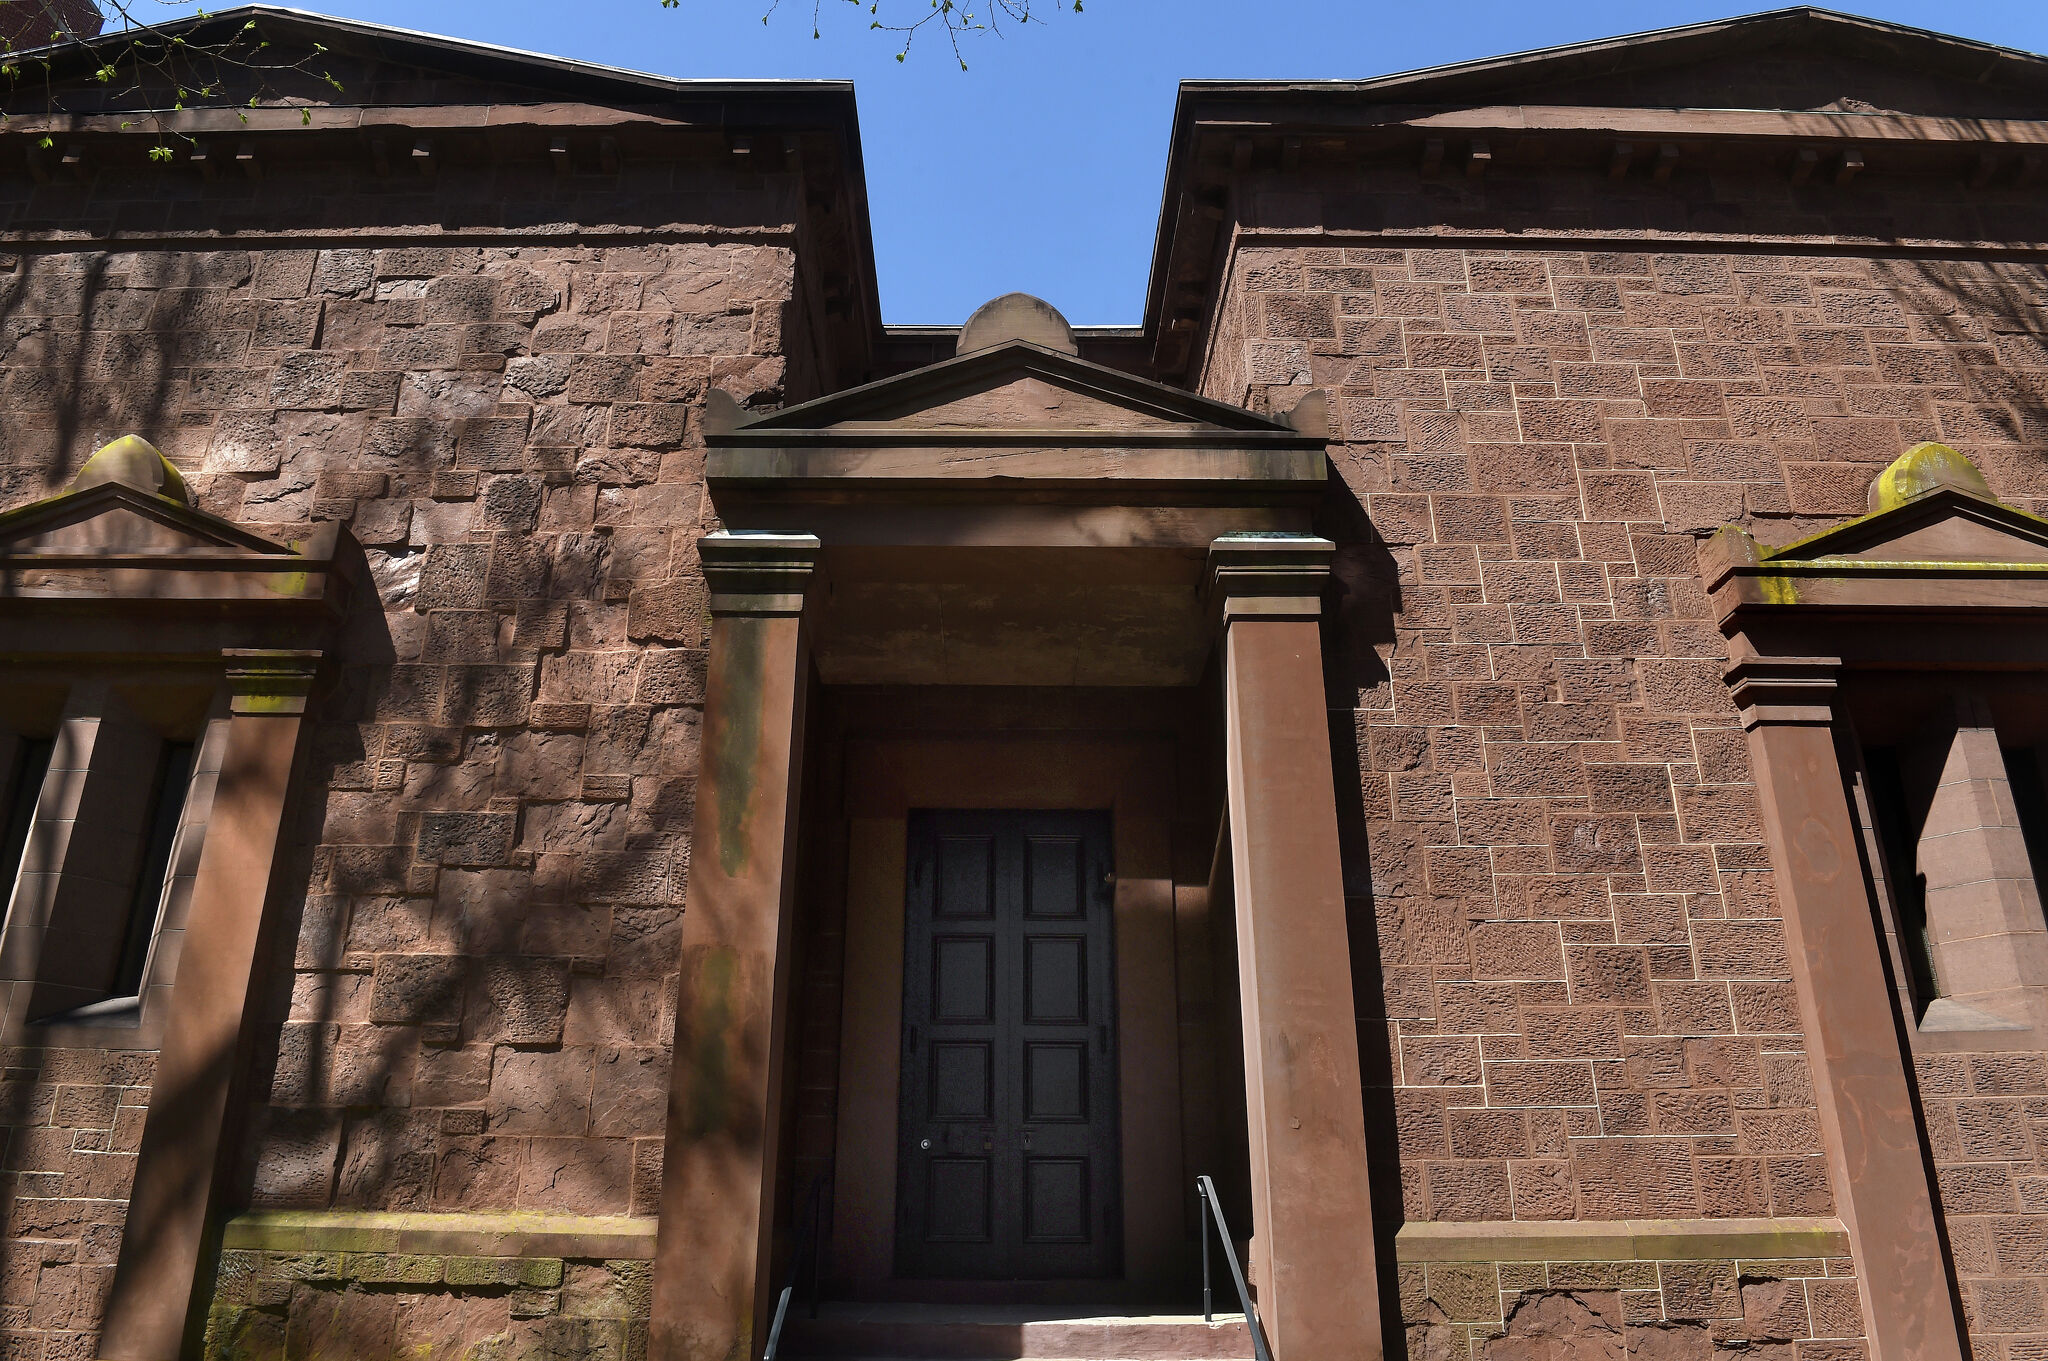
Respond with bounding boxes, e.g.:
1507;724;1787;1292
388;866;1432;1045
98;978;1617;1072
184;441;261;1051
1197;1175;1275;1361
761;1173;828;1361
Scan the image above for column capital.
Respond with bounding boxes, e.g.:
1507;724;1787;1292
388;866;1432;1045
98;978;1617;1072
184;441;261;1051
1206;533;1335;629
699;532;821;618
1726;654;1841;730
224;648;322;716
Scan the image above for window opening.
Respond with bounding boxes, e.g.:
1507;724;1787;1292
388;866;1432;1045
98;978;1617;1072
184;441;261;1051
0;738;52;917
110;741;193;999
2003;746;2048;912
1863;745;1939;1007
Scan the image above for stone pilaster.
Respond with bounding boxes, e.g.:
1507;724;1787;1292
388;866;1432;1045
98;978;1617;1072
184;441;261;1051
1729;654;1967;1361
101;650;322;1361
1207;533;1385;1361
652;533;820;1361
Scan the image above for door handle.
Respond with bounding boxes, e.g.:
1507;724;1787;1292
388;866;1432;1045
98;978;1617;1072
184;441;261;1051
1023;1131;1033;1151
920;1138;932;1151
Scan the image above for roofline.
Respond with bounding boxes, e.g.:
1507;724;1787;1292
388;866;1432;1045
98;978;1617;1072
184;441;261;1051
21;4;890;382
33;4;864;100
1136;5;2048;376
1168;6;2047;100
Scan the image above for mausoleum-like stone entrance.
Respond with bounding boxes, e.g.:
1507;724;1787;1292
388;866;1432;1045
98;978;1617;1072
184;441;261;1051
651;296;1386;1359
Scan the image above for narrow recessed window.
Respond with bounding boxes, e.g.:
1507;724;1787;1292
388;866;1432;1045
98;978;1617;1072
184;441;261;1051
2003;745;2048;908
110;741;193;999
0;738;53;914
1863;745;1939;1007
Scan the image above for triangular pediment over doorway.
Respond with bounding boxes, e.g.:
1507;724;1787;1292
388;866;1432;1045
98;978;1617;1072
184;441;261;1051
1706;443;2048;621
709;339;1326;495
734;341;1301;437
0;480;303;556
0;437;352;613
1760;490;2048;568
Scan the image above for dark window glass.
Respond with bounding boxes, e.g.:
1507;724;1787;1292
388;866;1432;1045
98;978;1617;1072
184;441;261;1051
1864;746;1938;1005
111;742;193;998
0;738;53;914
2003;746;2048;909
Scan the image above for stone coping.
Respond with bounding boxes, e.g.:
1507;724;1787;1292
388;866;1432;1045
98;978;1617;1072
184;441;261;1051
1395;1217;1849;1263
222;1210;658;1260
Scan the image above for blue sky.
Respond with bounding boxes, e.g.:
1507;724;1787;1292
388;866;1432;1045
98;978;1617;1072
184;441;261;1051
267;0;2048;325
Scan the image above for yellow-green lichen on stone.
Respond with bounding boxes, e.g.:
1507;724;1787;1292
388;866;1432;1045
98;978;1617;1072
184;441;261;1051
67;434;191;507
1868;441;1994;512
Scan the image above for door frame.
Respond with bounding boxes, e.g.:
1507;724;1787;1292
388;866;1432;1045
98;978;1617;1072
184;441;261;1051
831;732;1184;1292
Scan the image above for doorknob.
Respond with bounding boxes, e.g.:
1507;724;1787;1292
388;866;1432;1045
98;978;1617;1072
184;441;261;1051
920;1138;931;1150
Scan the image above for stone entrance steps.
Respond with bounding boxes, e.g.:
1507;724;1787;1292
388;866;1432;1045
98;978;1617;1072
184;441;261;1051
777;1303;1255;1360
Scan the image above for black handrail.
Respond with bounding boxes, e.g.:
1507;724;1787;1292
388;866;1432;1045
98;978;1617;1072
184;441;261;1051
1197;1175;1275;1361
761;1173;828;1361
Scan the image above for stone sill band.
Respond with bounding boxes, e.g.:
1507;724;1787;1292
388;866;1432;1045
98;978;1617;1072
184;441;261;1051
1396;1216;1849;1263
223;1211;1848;1266
223;1210;660;1261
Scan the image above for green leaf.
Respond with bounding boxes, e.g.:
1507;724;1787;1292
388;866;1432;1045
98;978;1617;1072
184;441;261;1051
147;144;174;163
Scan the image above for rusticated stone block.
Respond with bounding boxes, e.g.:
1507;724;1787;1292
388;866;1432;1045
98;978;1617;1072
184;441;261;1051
416;812;516;867
466;957;571;1045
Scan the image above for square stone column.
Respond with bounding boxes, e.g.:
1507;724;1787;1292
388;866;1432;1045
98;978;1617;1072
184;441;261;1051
1208;534;1384;1361
653;533;821;1361
1728;655;1966;1361
99;650;322;1361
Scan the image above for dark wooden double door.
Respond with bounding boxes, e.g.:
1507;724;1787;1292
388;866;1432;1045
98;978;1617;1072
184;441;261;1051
896;811;1121;1280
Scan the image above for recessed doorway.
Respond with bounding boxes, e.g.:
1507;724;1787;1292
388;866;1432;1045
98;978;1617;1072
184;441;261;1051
894;810;1121;1280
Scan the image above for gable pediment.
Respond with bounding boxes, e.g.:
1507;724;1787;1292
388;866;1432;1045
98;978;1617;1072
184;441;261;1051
1324;10;2048;121
0;482;296;556
14;6;703;115
1768;491;2048;567
1707;443;2048;626
708;339;1326;497
728;341;1300;441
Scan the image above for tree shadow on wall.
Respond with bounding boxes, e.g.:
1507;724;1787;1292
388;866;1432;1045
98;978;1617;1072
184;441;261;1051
1317;464;1408;1361
0;247;302;1356
0;250;195;496
1873;256;2048;498
200;561;713;1359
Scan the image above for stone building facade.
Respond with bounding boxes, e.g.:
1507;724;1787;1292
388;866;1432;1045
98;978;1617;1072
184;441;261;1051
0;7;2040;1361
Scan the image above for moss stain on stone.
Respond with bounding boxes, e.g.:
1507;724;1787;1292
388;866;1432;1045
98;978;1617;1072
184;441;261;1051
686;948;737;1140
710;623;764;879
1758;573;1801;606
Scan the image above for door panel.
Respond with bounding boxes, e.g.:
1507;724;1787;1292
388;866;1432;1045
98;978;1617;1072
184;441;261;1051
896;810;1120;1280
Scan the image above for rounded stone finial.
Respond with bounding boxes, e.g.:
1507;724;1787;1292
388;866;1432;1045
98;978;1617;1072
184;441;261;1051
68;435;191;507
956;293;1078;357
1868;441;1993;512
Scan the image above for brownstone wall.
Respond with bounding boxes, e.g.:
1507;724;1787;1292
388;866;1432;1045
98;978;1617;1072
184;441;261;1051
0;187;799;1349
0;1047;151;1359
1207;241;2048;1359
